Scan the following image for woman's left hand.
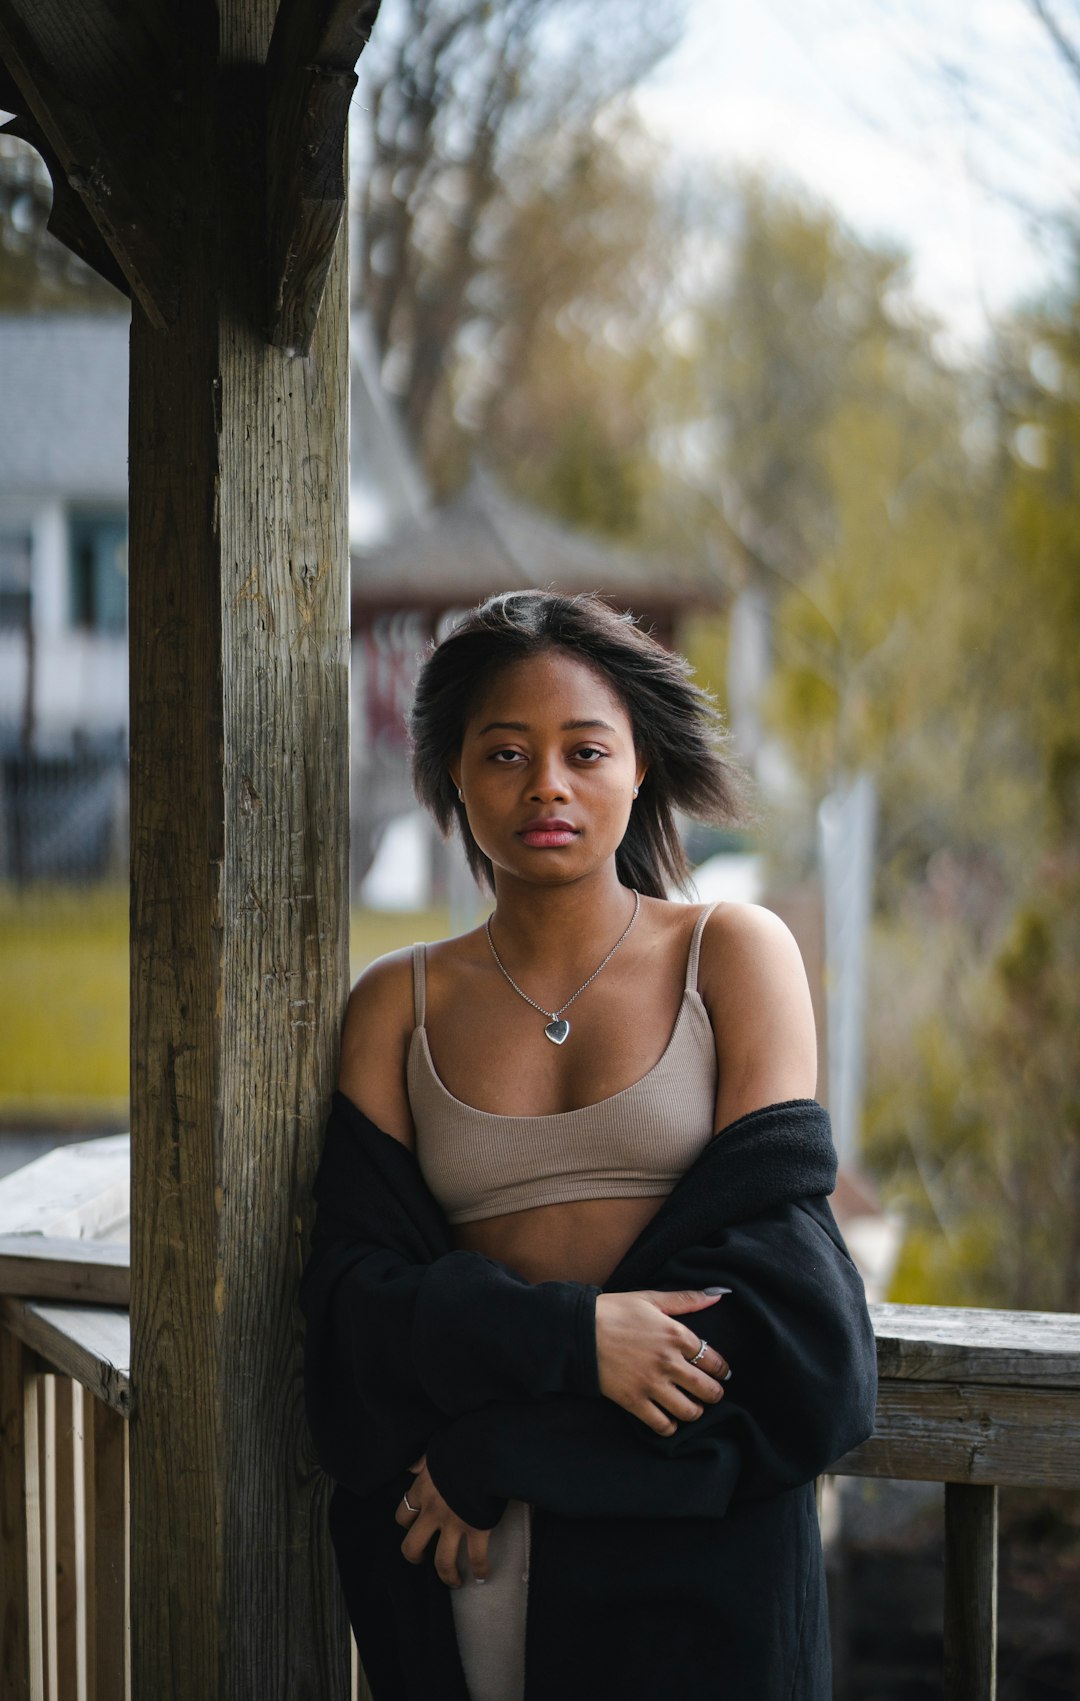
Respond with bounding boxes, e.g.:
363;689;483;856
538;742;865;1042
395;1455;492;1588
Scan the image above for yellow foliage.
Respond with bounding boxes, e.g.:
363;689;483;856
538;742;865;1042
0;894;455;1125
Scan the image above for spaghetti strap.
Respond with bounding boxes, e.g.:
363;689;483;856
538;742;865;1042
685;903;719;993
411;942;427;1028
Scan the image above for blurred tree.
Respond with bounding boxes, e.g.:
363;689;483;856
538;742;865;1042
466;114;683;538
1025;0;1080;92
828;244;1080;1311
668;175;1080;1309
353;0;684;481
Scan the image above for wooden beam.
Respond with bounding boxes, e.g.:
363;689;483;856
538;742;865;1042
869;1302;1080;1386
0;1239;129;1308
126;5;353;1691
0;1300;129;1418
0;0;177;325
265;0;381;350
0;112;131;298
834;1380;1080;1488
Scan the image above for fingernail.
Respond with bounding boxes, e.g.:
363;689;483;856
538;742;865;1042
475;1577;488;1586
704;1287;731;1296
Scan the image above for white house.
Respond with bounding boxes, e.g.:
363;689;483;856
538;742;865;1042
0;310;425;877
0;314;129;757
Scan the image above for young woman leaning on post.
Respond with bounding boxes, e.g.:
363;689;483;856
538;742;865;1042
301;590;877;1701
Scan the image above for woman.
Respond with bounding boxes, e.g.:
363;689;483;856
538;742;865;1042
302;591;877;1701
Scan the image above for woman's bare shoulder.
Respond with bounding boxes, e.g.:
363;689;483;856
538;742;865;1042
700;899;808;969
696;902;818;1128
337;948;417;1145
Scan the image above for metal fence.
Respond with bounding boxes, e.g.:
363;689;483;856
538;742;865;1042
0;744;128;884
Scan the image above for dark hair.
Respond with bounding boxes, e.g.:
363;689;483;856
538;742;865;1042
409;590;748;900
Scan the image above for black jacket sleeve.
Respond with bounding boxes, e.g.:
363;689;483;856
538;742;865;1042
300;1092;600;1498
302;1094;877;1531
423;1189;877;1528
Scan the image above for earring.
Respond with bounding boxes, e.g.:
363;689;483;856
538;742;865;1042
632;786;640;799
457;788;464;802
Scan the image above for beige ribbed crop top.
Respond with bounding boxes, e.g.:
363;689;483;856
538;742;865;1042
407;904;719;1224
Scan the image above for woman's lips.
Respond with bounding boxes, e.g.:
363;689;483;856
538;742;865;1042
517;822;579;848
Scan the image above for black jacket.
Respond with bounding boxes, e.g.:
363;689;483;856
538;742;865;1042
301;1091;877;1699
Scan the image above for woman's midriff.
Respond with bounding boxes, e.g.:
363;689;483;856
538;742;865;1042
452;1194;667;1286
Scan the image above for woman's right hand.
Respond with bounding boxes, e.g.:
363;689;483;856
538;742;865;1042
595;1289;731;1435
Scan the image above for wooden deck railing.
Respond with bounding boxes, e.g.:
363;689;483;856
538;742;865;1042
2;1280;1079;1700
0;1295;130;1701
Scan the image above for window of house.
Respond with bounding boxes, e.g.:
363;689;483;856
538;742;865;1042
69;511;127;634
0;532;32;632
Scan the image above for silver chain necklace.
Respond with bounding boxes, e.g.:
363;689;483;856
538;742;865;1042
485;889;641;1045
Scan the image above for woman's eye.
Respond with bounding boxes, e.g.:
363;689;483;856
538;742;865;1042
489;749;523;763
575;746;607;763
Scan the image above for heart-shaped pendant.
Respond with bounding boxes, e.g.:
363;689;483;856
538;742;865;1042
545;1018;570;1045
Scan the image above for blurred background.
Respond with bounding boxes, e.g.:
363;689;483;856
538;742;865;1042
1;2;1078;1690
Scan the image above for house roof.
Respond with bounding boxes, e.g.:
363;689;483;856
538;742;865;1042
0;312;130;500
0;312;423;546
349;315;428;547
352;469;715;616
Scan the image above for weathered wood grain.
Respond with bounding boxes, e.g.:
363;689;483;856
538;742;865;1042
0;1300;129;1417
0;0;177;322
126;5;356;1694
834;1379;1080;1488
944;1484;998;1701
870;1303;1080;1387
0;1238;129;1307
265;1;380;350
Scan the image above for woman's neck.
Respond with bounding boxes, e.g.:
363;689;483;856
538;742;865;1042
487;871;638;969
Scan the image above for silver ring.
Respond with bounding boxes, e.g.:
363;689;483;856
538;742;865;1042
402;1491;419;1514
689;1337;708;1366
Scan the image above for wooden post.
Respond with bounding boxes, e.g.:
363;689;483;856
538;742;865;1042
127;7;352;1697
944;1483;998;1701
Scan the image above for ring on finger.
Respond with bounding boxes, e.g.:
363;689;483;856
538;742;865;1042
688;1337;708;1366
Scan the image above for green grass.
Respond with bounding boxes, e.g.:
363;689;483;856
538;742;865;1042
0;887;457;1125
0;886;129;1124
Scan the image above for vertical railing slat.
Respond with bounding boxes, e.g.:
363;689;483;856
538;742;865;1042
944;1482;998;1701
42;1375;58;1701
26;1357;46;1701
52;1378;80;1701
71;1383;88;1701
1;1330;43;1700
84;1396;128;1701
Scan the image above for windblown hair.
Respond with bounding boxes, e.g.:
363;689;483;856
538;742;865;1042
409;590;749;900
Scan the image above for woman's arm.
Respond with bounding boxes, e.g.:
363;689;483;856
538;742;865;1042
698;903;818;1133
337;949;416;1143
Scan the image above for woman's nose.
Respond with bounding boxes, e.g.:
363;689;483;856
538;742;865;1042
529;755;570;800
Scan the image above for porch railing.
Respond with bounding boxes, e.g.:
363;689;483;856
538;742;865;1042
2;1275;1078;1700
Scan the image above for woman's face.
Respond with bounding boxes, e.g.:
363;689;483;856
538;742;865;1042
451;648;646;890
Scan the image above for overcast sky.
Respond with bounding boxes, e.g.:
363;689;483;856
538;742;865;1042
635;0;1080;351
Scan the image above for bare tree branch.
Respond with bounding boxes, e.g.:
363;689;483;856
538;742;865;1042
1025;0;1080;92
